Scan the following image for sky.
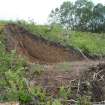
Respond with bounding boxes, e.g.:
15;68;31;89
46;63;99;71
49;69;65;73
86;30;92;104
0;0;104;24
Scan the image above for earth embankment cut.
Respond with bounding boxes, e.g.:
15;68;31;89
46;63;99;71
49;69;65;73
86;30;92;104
4;24;85;63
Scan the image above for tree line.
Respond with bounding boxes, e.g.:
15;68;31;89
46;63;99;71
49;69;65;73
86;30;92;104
49;0;105;33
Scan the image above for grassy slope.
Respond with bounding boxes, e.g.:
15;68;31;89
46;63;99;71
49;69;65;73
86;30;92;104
70;32;105;56
15;21;105;56
1;20;105;56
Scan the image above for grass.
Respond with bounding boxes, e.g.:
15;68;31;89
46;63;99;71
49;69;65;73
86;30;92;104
69;32;105;56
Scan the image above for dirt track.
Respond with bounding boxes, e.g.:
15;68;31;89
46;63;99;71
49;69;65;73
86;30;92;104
27;60;105;96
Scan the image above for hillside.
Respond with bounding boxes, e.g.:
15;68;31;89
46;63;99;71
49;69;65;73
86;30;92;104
16;21;105;58
4;23;85;64
0;21;105;105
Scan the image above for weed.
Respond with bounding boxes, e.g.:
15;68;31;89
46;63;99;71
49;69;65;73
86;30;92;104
52;99;62;105
76;96;92;105
59;86;71;100
15;20;105;56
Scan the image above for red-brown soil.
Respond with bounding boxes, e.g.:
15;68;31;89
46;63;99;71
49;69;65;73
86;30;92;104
4;24;85;64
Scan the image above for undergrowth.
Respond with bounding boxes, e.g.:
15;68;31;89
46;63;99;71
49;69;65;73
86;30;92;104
0;32;47;104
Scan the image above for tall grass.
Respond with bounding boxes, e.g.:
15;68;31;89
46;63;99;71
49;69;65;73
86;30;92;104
70;32;105;56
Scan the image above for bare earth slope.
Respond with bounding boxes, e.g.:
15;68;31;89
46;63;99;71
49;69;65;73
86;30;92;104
4;24;85;63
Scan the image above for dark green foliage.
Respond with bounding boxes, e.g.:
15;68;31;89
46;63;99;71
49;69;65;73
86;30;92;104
49;0;105;33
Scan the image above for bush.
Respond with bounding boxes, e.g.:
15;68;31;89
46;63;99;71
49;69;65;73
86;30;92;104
0;36;47;104
59;86;71;100
70;32;105;56
52;99;62;105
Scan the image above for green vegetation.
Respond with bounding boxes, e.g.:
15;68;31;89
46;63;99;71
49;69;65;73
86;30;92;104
76;96;92;105
59;86;71;100
0;31;47;104
52;99;62;105
70;32;105;56
49;0;105;33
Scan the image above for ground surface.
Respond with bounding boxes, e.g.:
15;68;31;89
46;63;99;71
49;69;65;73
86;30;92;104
28;60;104;96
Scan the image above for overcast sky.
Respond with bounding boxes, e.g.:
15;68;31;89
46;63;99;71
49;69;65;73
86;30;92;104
0;0;104;24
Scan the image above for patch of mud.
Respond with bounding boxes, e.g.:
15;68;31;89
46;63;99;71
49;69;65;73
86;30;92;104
4;24;85;64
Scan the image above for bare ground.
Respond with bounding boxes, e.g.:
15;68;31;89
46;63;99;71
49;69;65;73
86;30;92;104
27;60;105;96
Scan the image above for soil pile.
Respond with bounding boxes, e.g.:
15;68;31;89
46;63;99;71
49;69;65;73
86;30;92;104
4;24;85;63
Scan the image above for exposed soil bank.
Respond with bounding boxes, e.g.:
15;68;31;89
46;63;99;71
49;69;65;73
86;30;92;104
4;24;85;63
26;61;105;103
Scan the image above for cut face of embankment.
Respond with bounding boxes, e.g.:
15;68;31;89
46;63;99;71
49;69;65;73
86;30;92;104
4;24;85;63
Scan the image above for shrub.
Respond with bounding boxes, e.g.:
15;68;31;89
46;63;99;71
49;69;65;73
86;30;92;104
52;99;62;105
0;37;47;104
76;96;92;105
59;86;71;100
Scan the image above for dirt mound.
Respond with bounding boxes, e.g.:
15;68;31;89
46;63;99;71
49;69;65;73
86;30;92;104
4;24;85;63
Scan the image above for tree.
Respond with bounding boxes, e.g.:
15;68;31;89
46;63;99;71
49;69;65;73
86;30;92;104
49;1;74;30
74;0;94;31
49;0;105;33
92;3;105;32
59;1;74;29
49;8;60;24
